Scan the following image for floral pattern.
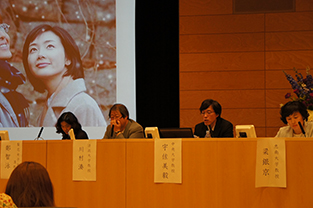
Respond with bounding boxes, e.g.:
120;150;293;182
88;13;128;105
283;67;313;110
0;193;17;208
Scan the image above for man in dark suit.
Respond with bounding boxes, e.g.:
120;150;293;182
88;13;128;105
194;99;233;138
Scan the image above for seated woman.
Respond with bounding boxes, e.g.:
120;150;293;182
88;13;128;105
276;101;313;137
0;193;17;208
5;161;54;207
56;111;89;140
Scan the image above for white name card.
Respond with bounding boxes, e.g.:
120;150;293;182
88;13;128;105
73;140;97;181
1;141;22;179
255;138;286;188
154;139;182;183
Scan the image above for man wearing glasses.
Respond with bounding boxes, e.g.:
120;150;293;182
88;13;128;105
0;21;29;127
194;99;233;138
103;103;144;138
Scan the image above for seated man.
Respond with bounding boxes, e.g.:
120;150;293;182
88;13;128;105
194;99;233;138
103;103;144;139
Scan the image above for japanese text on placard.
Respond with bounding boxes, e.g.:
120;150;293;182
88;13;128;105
1;141;23;179
256;138;286;188
154;139;181;183
73;140;96;181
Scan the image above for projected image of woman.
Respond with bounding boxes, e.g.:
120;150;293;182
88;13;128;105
22;24;106;127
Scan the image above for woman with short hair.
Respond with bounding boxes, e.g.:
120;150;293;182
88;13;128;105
276;101;313;137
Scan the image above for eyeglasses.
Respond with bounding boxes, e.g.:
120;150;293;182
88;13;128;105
109;116;122;120
0;23;10;33
201;110;215;116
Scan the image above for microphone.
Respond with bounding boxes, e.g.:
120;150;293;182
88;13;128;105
111;125;114;137
298;122;306;137
35;127;44;140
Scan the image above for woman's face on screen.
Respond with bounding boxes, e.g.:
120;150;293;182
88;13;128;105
27;31;70;79
0;25;12;60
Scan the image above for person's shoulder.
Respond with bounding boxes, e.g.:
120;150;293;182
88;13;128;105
304;121;313;137
306;121;313;127
69;91;97;103
195;122;205;128
66;92;102;113
275;125;291;137
278;125;290;131
129;119;143;128
76;129;89;139
0;193;9;199
305;121;313;132
278;126;291;133
218;117;233;126
0;193;17;208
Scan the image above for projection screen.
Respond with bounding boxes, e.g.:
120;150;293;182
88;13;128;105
0;0;135;140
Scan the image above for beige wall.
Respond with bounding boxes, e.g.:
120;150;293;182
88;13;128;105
179;0;313;137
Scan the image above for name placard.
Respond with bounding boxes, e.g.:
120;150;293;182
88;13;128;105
154;139;182;183
73;140;97;181
255;138;286;188
1;141;22;179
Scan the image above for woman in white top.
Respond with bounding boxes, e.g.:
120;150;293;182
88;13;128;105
275;101;313;137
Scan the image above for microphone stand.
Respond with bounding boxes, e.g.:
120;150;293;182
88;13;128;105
34;127;44;140
298;122;306;137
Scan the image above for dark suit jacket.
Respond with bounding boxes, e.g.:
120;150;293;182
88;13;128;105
62;129;89;140
194;117;234;138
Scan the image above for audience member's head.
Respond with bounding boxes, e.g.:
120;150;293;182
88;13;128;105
5;161;54;207
0;193;17;208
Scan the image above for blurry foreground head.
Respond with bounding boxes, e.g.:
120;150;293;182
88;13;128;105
5;161;54;207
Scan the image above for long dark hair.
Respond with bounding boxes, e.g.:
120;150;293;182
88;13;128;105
55;111;82;137
5;161;55;207
22;24;84;93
